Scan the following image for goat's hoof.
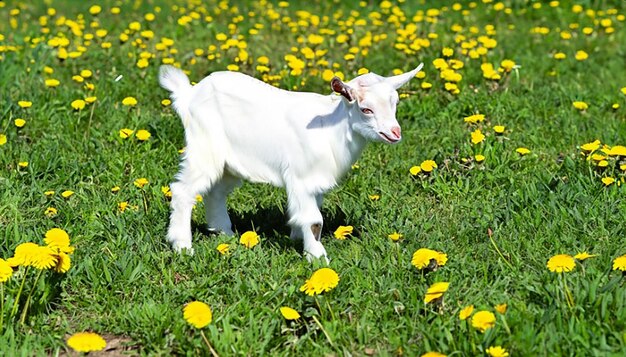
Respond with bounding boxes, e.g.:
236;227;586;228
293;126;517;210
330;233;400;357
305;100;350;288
171;241;194;255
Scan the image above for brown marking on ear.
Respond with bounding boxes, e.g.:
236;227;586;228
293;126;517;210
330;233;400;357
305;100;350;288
331;77;353;101
311;223;322;241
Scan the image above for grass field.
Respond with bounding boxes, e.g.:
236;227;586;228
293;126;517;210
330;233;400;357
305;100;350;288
1;0;626;355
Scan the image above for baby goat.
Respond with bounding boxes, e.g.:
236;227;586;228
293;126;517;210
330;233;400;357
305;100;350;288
159;63;422;261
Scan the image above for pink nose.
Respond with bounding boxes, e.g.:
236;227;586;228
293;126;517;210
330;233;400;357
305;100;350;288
391;126;401;139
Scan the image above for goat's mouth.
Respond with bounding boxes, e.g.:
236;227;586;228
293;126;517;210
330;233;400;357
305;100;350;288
378;132;401;144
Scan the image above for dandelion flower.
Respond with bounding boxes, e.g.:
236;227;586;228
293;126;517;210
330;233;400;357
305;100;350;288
300;267;339;296
574;50;588;61
88;5;102;15
18;100;32;108
279;306;301;320
369;194;380;201
471;310;496;333
119;128;134;139
500;59;516;72
134;178;149;188
71;99;86;110
495;303;507;314
122;96;138;107
118;202;129;212
464;114;485;124
547;254;575;273
0;258;13;283
67;332;106;352
486;346;509;357
471;129;485;144
54;252;71;273
421;352;446;357
18;161;28;168
334;225;353;240
14;118;26;128
61;190;74;198
32;246;58;270
420;160;437;173
424;282;449;303
612;255;626;271
216;243;229;255
410;165;422;175
581;140;601;152
0;134;6;146
44;228;75;253
493;125;505;134
240;231;260;248
572;101;588;111
183;301;213;328
574;252;597;261
45;79;60;87
516;147;531;155
388;232;402;241
135;129;151;141
8;242;40;267
607;145;626;157
161;99;171;106
459;305;474;320
45;207;58;218
475;154;485;162
411;248;447;270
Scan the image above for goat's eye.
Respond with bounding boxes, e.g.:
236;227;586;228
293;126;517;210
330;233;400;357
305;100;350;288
361;108;373;115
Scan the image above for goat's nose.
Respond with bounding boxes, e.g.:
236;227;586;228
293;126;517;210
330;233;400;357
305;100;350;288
391;126;402;139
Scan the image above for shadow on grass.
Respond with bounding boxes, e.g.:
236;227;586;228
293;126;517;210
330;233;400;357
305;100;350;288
190;205;348;255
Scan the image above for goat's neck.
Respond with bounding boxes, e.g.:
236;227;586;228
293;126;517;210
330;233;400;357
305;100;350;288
326;97;367;177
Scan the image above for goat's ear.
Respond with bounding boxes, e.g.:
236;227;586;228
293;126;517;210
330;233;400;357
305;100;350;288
331;77;354;101
385;63;424;89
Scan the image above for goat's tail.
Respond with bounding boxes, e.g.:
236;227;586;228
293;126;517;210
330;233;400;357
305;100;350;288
159;65;193;127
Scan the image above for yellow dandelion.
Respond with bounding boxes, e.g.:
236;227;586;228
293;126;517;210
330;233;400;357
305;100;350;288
44;228;75;254
574;50;588;61
61;190;74;198
54;252;71;273
547;254;576;273
240;231;260;248
111;186;121;193
135;129;151;141
495;303;508;314
572;101;588;111
471;129;485;144
299;268;340;296
459;305;474;320
574;252;597;261
516;147;531;155
0;134;6;146
122;96;138;107
471;310;496;333
0;258;13;283
216;243;229;255
388;232;402;241
134;178;149;188
44;207;58;218
32;246;58;270
424;282;450;304
161;99;171;106
118;201;129;212
18;100;32;108
334;225;353;240
88;5;102;15
71;99;86;110
420;160;437;173
421;352;446;357
279;306;301;320
464;114;485;124
119;128;134;139
411;248;447;270
9;242;40;267
67;332;106;353
410;165;422;175
14;118;26;128
45;79;60;87
493;125;505;134
18;161;29;168
475;154;486;163
486;346;509;357
183;301;213;328
612;255;626;271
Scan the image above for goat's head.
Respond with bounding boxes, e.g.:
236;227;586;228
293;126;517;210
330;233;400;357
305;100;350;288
331;63;423;144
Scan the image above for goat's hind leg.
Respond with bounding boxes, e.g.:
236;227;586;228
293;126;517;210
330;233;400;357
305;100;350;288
203;173;240;235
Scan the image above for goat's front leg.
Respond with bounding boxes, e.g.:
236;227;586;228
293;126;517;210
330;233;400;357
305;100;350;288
287;187;328;262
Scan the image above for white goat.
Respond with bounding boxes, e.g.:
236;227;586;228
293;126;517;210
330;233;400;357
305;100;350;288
159;63;422;260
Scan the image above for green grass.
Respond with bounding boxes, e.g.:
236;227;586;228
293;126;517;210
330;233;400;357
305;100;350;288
1;0;626;355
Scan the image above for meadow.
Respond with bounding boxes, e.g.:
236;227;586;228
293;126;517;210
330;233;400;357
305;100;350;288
1;0;626;355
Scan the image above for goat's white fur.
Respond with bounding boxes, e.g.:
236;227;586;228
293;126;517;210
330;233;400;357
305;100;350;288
159;63;422;260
